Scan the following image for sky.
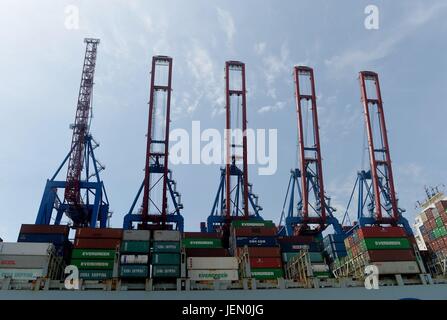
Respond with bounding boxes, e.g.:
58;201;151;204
1;0;447;241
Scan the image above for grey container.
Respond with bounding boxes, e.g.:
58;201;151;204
153;230;181;242
123;230;151;241
0;255;51;269
120;255;149;265
0;243;55;256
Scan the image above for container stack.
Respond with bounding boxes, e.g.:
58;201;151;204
0;242;63;280
151;230;181;279
230;220;284;280
71;228;122;281
323;234;347;262
182;232;226;257
119;230;151;279
344;226;420;275
417;202;447;258
278;235;329;278
18;224;72;264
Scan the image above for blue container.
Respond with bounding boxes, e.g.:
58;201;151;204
17;233;68;245
328;250;347;260
323;234;346;246
235;236;277;247
280;242;321;252
419;225;426;235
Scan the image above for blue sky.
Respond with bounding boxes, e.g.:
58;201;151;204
1;0;447;240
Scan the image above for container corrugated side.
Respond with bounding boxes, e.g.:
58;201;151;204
182;238;222;249
360;238;411;250
188;269;239;281
71;249;116;260
120;265;148;277
249;257;282;269
153;230;181;242
74;238;120;249
185;248;229;257
231;220;275;228
79;269;113;280
0;255;50;269
250;268;283;280
18;233;67;245
373;261;420;274
152;253;180;265
120;241;150;253
75;228;123;239
153;241;181;253
0;268;45;280
0;242;54;256
235;237;277;247
187;257;238;270
122;230;151;241
120;255;149;265
70;259;115;270
236;247;280;257
152;265;180;278
20;224;70;235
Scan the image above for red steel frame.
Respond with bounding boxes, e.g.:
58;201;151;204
141;56;173;226
294;66;326;225
359;71;398;223
225;61;249;219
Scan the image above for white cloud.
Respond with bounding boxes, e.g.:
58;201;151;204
254;42;266;55
258;101;286;114
216;7;236;46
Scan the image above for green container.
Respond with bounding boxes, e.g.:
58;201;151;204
182;238;222;249
309;252;324;263
282;252;299;263
79;270;113;280
433;229;440;239
152;265;180;278
440;226;447;237
119;265;148;278
436;217;444;228
71;259;114;270
72;249;116;260
153;241;180;253
313;271;331;278
121;241;150;253
250;268;283;280
360;238;411;250
231;220;275;228
152;253;180;265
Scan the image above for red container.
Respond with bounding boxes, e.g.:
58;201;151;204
357;226;407;239
74;238;120;249
183;232;221;239
277;236;314;244
75;228;123;239
425;208;434;220
435;200;447;214
185;248;229;257
237;247;281;257
250;257;282;268
20;224;70;235
365;249;415;262
233;227;277;237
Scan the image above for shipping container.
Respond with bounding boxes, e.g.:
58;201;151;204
311;264;330;273
372;261;420;275
70;259;115;270
233;227;277;237
356;227;407;239
18;233;67;245
277;236;315;244
120;255;149;265
185;248;230;257
183;232;221;239
436;217;444;228
0;268;44;280
313;271;331;278
74;238;120;249
182;238;222;249
279;242;321;252
250;268;283;280
79;269;113;280
153;230;181;242
237;247;280;257
323;234;346;245
249;257;282;269
152;265;180;278
359;238;411;251
153;241;181;253
187;257;238;270
120;265;148;278
235;237;277;247
75;228;123;239
122;230;151;241
71;249;116;260
20;224;69;235
0;255;50;269
120;241;150;253
152;253;180;265
231;220;275;228
188;269;239;281
0;242;54;256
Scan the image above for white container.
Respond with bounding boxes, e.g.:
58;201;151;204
187;257;238;270
123;230;151;241
311;263;330;273
0;268;45;280
0;243;54;256
188;269;239;281
373;261;420;275
153;230;181;242
0;255;50;269
420;211;428;223
433;207;440;218
120;255;149;265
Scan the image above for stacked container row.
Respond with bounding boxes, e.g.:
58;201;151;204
152;230;181;278
120;230;150;278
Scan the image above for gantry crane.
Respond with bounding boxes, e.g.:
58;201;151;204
123;56;184;231
278;66;343;236
342;71;412;235
35;38;109;228
206;61;263;233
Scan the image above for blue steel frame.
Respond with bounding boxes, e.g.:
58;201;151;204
343;170;413;235
278;169;343;236
35;135;109;228
207;166;263;233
